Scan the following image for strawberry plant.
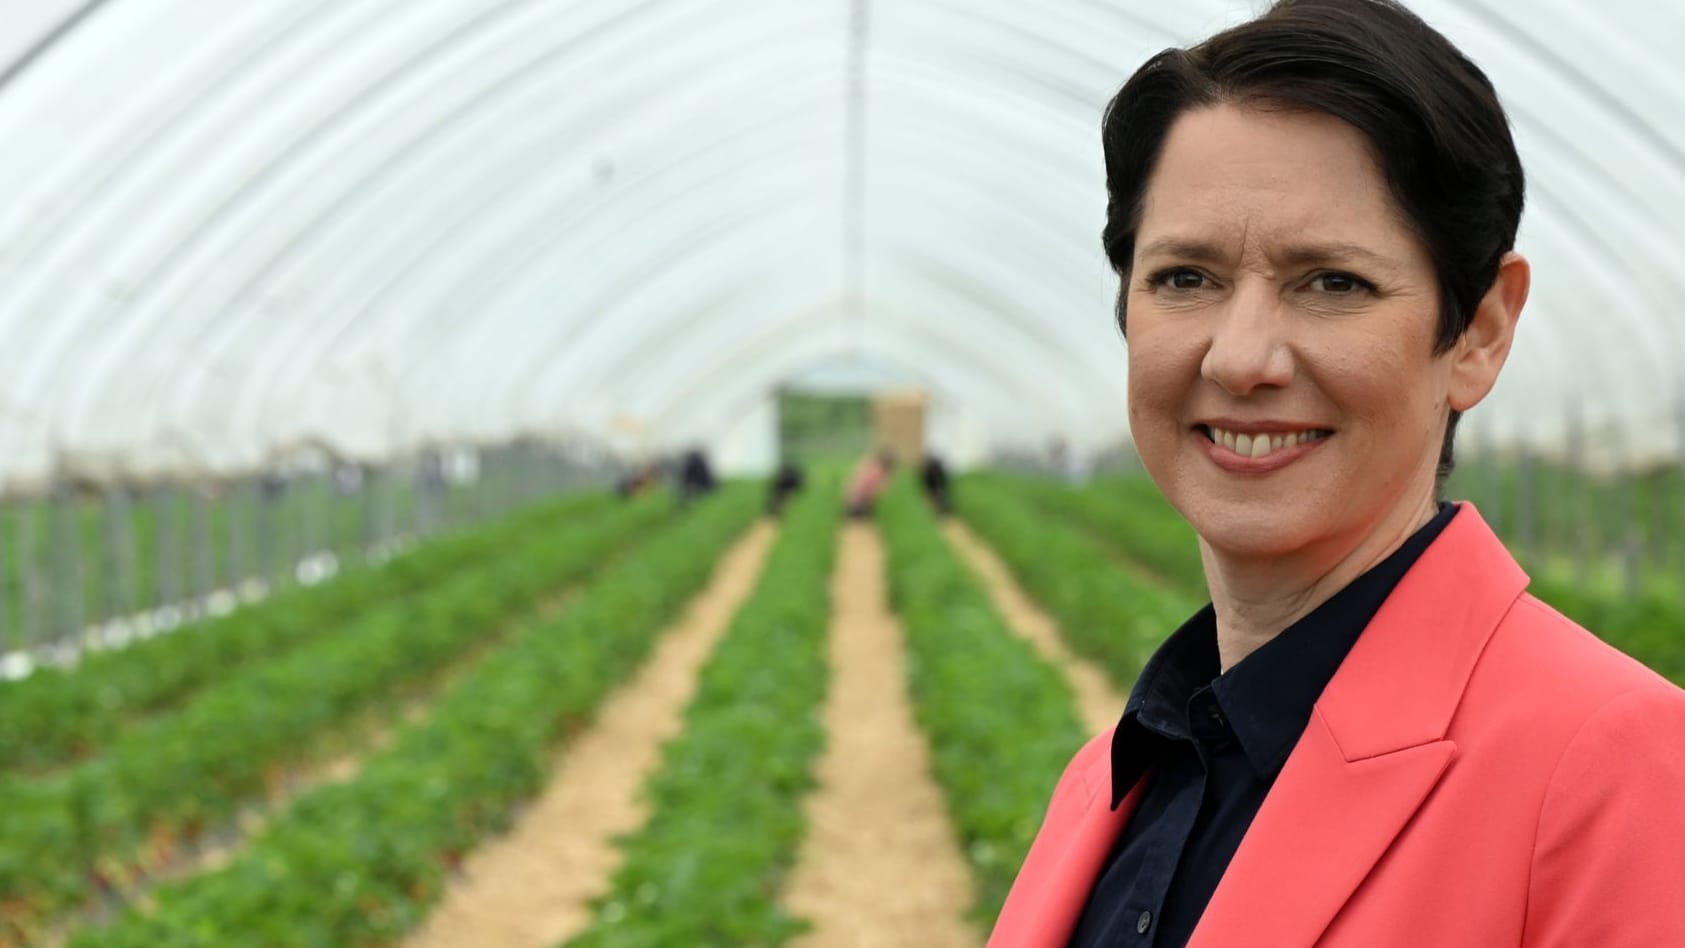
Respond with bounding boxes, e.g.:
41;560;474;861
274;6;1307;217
568;482;836;947
0;491;616;775
959;476;1199;691
0;491;670;934
67;487;759;947
879;480;1089;926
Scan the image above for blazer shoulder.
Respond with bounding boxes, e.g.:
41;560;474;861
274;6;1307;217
1465;591;1685;749
1502;593;1681;700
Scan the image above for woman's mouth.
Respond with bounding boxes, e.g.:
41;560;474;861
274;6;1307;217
1200;424;1332;459
1196;424;1334;471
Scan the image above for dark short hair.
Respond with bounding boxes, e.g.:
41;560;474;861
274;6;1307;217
1101;0;1525;485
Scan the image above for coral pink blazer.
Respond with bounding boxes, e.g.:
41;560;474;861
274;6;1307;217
990;504;1685;947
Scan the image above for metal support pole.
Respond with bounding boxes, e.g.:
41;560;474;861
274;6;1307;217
0;503;11;652
155;486;177;611
1517;446;1536;571
259;478;282;589
192;489;213;608
104;488;134;623
1567;405;1590;588
52;488;82;647
227;479;247;593
20;501;42;651
1678;398;1685;604
1612;427;1640;599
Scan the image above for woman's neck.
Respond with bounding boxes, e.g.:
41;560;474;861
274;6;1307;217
1201;492;1439;673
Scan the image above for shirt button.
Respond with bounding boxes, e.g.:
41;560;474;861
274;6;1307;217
1137;910;1152;934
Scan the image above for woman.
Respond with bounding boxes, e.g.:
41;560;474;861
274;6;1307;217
990;1;1685;946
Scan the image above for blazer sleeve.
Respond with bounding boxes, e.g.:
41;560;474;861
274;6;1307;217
1523;685;1685;947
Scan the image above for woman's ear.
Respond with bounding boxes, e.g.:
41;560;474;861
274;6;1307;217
1448;251;1529;412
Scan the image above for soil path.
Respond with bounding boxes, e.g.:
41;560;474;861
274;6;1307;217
942;522;1128;735
783;524;980;948
403;521;778;948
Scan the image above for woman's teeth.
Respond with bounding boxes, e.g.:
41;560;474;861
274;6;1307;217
1206;426;1329;459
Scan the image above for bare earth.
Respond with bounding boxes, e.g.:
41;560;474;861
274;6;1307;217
783;524;981;948
942;521;1128;735
403;521;778;948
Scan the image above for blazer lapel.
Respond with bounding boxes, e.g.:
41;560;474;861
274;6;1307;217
1014;777;1146;946
1187;712;1455;946
1190;503;1526;947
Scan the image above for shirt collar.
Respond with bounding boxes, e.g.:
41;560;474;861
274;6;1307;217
1109;502;1459;809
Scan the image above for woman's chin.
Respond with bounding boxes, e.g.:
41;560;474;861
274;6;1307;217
1182;508;1319;563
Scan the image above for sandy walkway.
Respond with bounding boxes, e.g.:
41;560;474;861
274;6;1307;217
783;524;980;948
403;521;777;948
942;522;1127;736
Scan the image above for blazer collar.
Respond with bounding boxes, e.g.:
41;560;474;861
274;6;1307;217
1187;502;1529;946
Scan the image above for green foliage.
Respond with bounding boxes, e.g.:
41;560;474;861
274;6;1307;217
568;485;837;947
981;471;1685;691
0;492;669;932
67;487;759;948
878;481;1089;926
959;476;1200;691
0;492;615;775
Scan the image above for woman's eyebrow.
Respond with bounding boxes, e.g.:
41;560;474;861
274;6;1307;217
1135;237;1398;273
1274;241;1393;270
1135;237;1229;262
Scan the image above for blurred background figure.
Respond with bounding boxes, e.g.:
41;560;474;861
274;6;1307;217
615;461;662;499
677;448;716;506
767;460;804;516
921;453;952;516
844;450;894;519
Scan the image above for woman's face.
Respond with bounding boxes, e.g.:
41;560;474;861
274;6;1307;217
1125;104;1452;563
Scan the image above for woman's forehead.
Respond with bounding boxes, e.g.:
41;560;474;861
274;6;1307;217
1135;105;1420;262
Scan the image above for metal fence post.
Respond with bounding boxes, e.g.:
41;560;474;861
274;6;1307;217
1517;446;1537;571
104;487;133;624
0;502;11;653
53;488;83;648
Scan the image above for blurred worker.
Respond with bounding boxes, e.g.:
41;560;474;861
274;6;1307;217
844;450;894;519
615;461;660;499
767;460;804;516
677;448;716;506
921;453;952;516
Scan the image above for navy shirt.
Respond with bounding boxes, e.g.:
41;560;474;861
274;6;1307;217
1068;503;1457;948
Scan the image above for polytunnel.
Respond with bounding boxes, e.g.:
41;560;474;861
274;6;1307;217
10;2;1685;944
3;0;1683;495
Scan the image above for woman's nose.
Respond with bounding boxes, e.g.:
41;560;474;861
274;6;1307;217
1200;286;1295;396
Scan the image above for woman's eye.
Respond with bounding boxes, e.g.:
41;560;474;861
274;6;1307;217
1310;272;1367;294
1150;268;1207;291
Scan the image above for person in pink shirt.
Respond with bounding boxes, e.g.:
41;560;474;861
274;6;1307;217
844;450;894;518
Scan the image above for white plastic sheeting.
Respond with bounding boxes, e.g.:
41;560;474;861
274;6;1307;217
0;0;1682;492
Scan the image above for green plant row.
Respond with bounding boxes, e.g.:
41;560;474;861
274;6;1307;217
969;473;1206;597
878;481;1090;926
0;492;672;931
68;487;760;948
993;473;1685;691
0;491;615;775
567;484;838;947
958;477;1200;693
